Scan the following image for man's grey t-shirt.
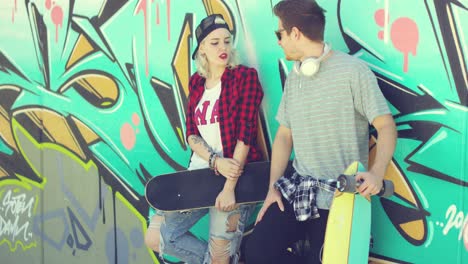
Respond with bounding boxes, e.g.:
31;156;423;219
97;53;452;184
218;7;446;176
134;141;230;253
276;50;390;209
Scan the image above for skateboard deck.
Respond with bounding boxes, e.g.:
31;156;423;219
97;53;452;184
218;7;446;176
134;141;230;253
145;161;289;212
322;161;372;264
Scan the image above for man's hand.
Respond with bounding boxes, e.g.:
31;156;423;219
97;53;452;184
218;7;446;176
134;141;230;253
255;187;284;225
356;171;383;197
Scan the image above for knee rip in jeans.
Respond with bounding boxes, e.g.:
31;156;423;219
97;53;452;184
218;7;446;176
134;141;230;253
226;212;241;233
208;212;242;262
146;215;164;250
209;238;231;261
150;215;166;260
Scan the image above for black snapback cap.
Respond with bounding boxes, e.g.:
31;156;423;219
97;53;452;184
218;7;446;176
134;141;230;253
192;14;230;60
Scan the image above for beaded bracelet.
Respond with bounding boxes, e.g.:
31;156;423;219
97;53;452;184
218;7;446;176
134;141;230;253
208;152;216;169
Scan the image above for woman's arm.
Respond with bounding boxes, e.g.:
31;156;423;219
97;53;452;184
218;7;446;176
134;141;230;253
187;134;214;162
220;67;264;188
220;140;250;190
215;67;264;211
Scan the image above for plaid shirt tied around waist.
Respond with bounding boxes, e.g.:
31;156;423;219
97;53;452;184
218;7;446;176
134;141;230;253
275;172;336;221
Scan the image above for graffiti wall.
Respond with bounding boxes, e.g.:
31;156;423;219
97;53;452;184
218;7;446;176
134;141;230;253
0;0;466;263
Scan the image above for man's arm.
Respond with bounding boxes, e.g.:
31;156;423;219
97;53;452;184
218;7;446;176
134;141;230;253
369;114;397;178
357;114;397;196
256;125;293;223
269;125;294;188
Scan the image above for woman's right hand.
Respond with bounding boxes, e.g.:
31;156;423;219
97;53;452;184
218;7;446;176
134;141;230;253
215;157;243;180
255;187;284;225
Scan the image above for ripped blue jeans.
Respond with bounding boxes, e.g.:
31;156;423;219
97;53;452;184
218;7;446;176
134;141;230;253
159;204;254;264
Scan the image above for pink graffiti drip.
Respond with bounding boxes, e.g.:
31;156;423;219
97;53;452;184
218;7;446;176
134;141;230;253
51;5;63;43
374;9;388;40
377;31;384;40
374;9;386;26
11;0;17;23
121;114;141;150
136;0;150;75
132;113;140;126
45;0;52;10
121;123;137;150
156;3;160;25
166;0;171;41
390;17;418;73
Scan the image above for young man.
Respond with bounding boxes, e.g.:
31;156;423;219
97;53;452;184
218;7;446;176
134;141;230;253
245;1;397;263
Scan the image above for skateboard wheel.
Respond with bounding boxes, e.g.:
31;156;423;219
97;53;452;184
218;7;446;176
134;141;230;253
337;175;356;193
377;180;394;198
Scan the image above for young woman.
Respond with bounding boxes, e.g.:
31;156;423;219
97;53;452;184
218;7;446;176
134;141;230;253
145;14;264;264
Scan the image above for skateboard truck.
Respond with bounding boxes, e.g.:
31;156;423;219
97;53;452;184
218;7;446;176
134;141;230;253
336;175;394;198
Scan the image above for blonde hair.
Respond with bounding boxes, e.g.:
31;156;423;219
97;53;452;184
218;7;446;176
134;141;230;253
194;40;240;78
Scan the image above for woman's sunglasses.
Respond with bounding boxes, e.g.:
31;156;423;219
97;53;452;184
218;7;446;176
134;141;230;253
275;29;286;41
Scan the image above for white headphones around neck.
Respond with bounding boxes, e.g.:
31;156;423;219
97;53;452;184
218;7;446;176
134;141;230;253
294;43;331;77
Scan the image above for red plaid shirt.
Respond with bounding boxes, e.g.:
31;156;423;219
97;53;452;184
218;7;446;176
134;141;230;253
186;65;264;162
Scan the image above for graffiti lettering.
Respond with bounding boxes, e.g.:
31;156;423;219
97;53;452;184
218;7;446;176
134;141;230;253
0;190;35;242
2;190;35;217
443;205;468;241
0;216;32;242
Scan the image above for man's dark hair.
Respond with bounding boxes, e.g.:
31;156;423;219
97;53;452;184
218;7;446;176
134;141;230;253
273;0;326;41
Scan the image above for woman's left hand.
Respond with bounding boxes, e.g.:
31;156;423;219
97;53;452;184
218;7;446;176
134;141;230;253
215;189;236;211
216;157;243;180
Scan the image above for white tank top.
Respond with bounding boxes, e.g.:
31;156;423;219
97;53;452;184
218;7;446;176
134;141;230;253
188;81;223;170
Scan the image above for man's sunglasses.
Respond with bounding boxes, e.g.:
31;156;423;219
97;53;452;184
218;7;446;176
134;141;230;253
275;29;286;41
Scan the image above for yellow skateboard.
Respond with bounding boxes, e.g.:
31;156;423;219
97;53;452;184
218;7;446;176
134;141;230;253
322;161;393;264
